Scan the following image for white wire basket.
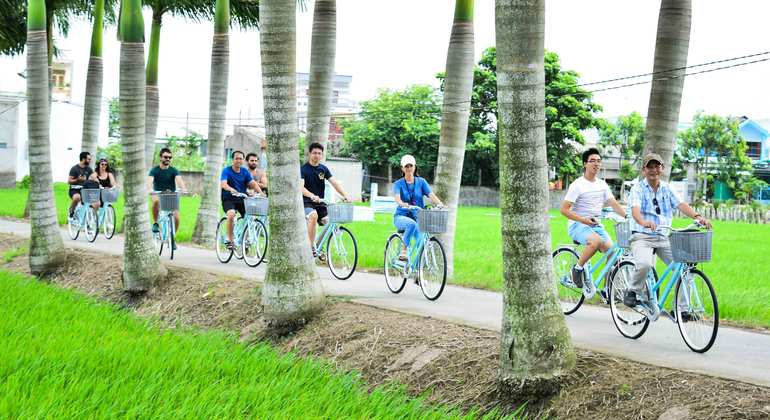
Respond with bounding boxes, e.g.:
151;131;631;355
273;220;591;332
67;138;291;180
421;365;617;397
101;189;119;203
159;192;180;212
328;203;354;223
670;230;712;263
81;189;101;205
418;209;449;234
614;221;631;249
245;196;268;216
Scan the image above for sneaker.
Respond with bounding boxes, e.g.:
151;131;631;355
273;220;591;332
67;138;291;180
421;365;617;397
598;288;609;303
68;209;75;219
571;265;585;288
152;223;160;233
225;241;235;251
624;291;641;307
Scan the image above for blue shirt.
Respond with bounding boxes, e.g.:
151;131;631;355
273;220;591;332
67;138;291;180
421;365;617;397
220;166;254;200
629;178;682;234
393;177;432;218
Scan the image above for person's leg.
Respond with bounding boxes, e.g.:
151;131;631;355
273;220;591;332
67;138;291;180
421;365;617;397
305;208;318;248
626;234;656;305
151;196;160;227
69;192;81;216
173;210;180;235
226;209;237;243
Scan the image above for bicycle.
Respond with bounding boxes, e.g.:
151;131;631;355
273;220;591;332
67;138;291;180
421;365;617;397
151;190;187;260
311;201;358;280
552;210;631;315
384;206;448;301
99;188;119;239
607;223;718;353
67;185;100;242
215;193;269;267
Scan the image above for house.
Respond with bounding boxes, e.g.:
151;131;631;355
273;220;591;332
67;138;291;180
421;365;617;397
737;117;770;204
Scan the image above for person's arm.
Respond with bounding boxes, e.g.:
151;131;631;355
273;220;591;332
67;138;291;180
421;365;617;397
220;180;240;195
258;172;268;189
427;192;444;207
88;172;98;182
560;201;597;226
328;177;351;202
68;167;82;185
175;174;187;192
301;178;321;203
631;206;655;231
108;173;117;188
606;197;627;218
146;176;154;192
677;202;712;229
247;180;262;195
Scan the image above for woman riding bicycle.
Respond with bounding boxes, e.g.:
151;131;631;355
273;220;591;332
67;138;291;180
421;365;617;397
392;154;444;260
89;158;116;206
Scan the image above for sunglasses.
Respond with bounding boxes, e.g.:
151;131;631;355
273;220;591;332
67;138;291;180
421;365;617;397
161;155;172;159
652;197;661;215
587;158;602;164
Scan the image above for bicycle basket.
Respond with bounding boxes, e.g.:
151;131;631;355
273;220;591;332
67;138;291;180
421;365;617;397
418;208;449;234
669;230;712;263
328;203;354;223
81;188;101;204
614;221;631;249
101;189;119;203
245;196;268;216
159;192;180;212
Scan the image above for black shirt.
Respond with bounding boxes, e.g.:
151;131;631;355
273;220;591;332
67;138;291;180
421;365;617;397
69;164;93;189
300;162;332;205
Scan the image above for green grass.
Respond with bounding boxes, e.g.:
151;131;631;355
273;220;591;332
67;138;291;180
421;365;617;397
2;245;27;263
0;270;507;419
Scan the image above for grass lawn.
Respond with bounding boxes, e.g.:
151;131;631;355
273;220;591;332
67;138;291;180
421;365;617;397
0;270;504;419
2;185;769;328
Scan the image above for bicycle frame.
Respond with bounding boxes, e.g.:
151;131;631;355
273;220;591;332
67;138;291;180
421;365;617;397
157;209;175;241
586;245;625;287
314;221;340;254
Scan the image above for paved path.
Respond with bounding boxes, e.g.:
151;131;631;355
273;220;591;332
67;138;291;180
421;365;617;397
2;219;769;388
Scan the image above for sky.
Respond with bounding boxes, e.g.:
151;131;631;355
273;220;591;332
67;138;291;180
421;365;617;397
2;0;770;137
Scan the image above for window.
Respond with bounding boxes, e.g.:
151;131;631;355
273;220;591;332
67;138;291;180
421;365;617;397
52;69;66;88
747;141;762;159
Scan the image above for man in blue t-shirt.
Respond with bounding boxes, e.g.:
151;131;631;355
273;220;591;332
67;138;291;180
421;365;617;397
220;150;262;248
300;142;352;250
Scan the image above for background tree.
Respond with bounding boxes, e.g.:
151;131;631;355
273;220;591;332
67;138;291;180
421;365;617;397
119;0;167;292
305;0;336;152
80;0;105;159
341;85;441;181
26;0;66;275
599;111;646;182
496;0;575;396
260;0;324;330
641;0;692;180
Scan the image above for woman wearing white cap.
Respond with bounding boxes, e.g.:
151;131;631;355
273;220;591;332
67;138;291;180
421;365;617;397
393;154;444;259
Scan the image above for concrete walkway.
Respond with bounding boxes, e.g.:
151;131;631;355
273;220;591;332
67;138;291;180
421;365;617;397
2;218;769;388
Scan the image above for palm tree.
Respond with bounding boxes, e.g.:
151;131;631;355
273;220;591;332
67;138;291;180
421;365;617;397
642;0;691;180
432;0;474;279
496;0;575;394
191;0;229;246
80;0;105;159
119;0;167;292
26;0;66;276
305;0;335;151
260;0;324;329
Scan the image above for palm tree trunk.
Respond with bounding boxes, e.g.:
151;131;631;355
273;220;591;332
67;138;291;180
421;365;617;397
145;12;162;169
80;0;105;159
642;0;691;180
27;0;66;275
496;0;575;396
433;0;474;279
306;0;336;151
192;0;230;246
260;0;324;330
119;0;167;292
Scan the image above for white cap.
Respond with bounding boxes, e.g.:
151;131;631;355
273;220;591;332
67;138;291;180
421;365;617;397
400;154;416;167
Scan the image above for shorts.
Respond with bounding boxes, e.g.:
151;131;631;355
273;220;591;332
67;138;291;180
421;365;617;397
568;222;611;246
68;188;81;199
304;203;328;225
222;198;246;217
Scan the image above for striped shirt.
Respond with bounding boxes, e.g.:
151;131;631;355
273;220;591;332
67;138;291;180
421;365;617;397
629;178;682;234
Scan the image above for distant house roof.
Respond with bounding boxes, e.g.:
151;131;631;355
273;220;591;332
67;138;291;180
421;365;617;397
738;117;770;138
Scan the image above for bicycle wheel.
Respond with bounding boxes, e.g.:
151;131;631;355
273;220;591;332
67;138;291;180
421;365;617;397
85;207;99;242
103;205;116;239
608;261;650;340
67;208;80;240
167;217;175;260
243;218;268;267
552;247;584;315
675;268;719;353
384;233;407;294
419;237;447;301
215;217;233;263
327;225;358;280
233;217;244;260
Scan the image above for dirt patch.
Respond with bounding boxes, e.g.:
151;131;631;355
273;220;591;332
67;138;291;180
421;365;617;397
2;233;770;418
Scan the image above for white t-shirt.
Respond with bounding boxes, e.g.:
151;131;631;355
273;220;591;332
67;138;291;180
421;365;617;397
563;176;614;226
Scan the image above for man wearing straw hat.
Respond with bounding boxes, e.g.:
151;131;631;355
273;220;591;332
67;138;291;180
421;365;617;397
624;153;712;309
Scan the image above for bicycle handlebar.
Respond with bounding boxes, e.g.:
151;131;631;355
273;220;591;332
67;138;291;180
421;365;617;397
150;190;189;195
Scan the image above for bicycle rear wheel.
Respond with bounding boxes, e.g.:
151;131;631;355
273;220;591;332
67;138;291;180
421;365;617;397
327;225;358;280
243;218;268;267
215;217;233;263
608;261;650;340
103;205;116;239
675;268;718;353
419;237;447;301
552;247;584;315
85;207;99;242
384;233;407;294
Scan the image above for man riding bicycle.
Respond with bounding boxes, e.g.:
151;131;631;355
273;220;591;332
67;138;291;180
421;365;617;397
246;152;268;195
147;147;187;234
221;150;262;249
560;148;627;288
624;153;712;308
300;142;352;252
68;151;94;217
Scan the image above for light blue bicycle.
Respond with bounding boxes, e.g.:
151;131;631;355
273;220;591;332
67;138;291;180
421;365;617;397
311;201;358;280
67;186;100;242
151;190;187;260
215;193;269;267
98;188;118;239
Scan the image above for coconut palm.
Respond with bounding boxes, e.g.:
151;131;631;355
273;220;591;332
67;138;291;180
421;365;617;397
305;0;336;151
260;0;324;329
26;0;66;276
496;0;575;394
119;0;167;292
642;0;691;180
191;0;230;246
432;0;474;279
80;0;105;159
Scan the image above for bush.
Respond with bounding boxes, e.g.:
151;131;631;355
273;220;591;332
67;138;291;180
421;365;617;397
17;175;30;189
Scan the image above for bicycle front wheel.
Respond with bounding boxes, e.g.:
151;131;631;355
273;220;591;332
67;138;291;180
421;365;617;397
85;207;99;242
384;233;407;294
675;268;719;353
552;247;584;315
243;218;268;267
67;209;80;240
608;261;650;340
215;217;233;263
103;205;116;239
327;225;358;280
419;237;447;301
167;217;175;260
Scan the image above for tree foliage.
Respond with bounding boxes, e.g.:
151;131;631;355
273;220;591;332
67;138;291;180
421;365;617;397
599;111;646;181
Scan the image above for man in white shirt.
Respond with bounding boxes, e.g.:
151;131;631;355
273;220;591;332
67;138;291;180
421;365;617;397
560;148;626;289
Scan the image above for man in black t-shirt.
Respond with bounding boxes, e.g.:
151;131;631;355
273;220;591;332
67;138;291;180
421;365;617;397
68;152;94;217
146;147;187;233
300;142;352;250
